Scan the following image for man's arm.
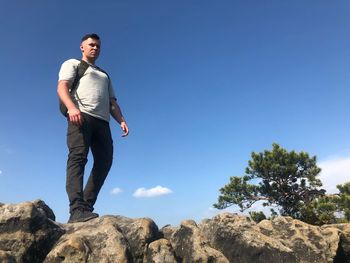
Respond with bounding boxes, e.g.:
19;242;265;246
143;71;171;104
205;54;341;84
57;80;83;126
110;98;129;137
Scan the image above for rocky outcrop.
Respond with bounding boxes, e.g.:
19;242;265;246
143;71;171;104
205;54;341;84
0;200;64;263
200;213;340;263
44;215;159;263
162;219;228;263
0;200;350;263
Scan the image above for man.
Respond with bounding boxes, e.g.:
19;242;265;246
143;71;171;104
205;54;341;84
57;33;129;223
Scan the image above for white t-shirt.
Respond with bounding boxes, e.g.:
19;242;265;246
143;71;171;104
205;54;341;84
58;59;116;122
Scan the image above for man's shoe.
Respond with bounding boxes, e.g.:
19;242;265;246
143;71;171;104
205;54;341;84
85;205;99;216
68;209;99;223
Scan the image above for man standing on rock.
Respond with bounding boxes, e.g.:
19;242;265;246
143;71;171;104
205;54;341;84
57;33;129;223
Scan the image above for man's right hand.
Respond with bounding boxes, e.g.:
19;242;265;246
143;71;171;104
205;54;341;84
68;108;83;126
58;80;83;126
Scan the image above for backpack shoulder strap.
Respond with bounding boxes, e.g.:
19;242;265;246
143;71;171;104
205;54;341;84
77;60;90;78
94;66;112;94
69;60;90;93
95;65;110;80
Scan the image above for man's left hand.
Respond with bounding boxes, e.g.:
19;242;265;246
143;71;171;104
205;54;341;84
120;122;129;137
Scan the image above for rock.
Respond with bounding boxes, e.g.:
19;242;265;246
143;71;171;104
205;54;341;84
109;215;159;262
44;215;159;263
163;219;229;262
1;200;350;263
33;199;56;221
200;213;296;263
0;200;64;263
258;216;340;263
0;250;16;263
144;238;177;263
199;213;343;263
322;224;350;263
44;216;132;263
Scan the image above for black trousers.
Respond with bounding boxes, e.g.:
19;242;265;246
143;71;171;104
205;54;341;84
66;113;113;213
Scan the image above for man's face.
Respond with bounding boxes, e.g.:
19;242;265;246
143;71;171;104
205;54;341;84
80;37;101;61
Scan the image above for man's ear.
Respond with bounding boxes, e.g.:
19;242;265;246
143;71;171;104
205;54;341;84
80;45;84;52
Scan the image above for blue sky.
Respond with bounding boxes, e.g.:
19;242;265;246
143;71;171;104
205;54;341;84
1;1;350;227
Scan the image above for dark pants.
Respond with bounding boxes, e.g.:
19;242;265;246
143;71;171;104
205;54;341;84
66;113;113;213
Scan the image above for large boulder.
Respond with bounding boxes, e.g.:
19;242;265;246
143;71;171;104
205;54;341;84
198;213;346;263
143;238;177;263
200;213;296;263
161;220;228;262
44;215;159;263
257;216;340;263
322;223;350;263
44;216;131;263
0;200;64;263
109;215;160;262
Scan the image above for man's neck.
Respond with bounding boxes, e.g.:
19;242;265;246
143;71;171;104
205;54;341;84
82;57;96;65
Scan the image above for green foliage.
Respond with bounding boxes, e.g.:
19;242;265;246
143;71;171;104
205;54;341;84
269;208;278;219
336;182;350;221
299;196;338;225
298;182;350;225
213;175;259;211
249;211;266;223
214;143;325;219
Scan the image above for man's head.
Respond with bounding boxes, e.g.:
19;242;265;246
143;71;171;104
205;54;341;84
80;33;101;64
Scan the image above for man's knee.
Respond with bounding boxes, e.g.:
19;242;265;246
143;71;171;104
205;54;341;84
68;146;89;163
96;155;113;172
92;143;113;169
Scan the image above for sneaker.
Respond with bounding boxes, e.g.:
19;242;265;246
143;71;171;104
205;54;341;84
68;208;99;223
85;204;98;214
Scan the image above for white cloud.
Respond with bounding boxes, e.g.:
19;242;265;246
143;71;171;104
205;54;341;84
0;170;2;175
133;185;173;198
319;156;350;194
110;187;123;195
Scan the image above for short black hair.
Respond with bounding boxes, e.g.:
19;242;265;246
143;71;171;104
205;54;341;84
81;33;100;43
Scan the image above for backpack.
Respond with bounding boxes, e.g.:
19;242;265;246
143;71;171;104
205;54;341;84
59;60;90;117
